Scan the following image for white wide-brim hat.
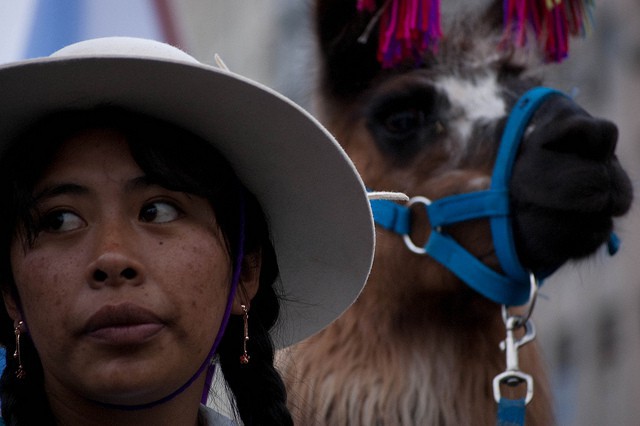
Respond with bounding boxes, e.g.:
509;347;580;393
0;37;375;349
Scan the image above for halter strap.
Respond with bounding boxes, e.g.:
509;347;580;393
489;87;565;284
371;87;575;306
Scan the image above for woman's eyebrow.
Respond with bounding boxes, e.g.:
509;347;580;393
125;175;162;192
33;176;166;201
125;175;193;200
34;183;89;202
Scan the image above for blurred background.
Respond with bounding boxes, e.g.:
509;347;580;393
1;1;638;424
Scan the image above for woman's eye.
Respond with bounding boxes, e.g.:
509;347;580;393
40;211;85;233
139;201;181;224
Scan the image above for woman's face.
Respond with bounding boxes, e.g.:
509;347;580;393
5;128;241;405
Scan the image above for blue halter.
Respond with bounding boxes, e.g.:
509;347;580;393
370;87;619;306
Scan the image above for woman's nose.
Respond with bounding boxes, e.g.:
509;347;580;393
86;252;145;288
86;227;145;288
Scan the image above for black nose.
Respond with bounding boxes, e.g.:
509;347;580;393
541;114;618;161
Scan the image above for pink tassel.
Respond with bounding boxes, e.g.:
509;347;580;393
501;0;594;62
358;0;592;67
357;0;377;13
358;0;442;68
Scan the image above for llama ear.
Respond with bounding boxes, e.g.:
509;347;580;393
314;0;382;100
479;0;507;34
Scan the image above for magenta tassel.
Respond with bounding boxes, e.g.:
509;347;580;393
358;0;592;67
359;0;442;68
501;0;594;62
357;0;377;13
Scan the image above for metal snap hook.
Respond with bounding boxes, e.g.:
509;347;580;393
493;370;534;405
493;317;537;405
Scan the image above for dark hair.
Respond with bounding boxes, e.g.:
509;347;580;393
0;108;293;425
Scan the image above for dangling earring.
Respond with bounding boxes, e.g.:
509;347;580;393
14;321;26;379
239;304;250;365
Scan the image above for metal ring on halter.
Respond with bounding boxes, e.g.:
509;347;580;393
402;196;433;255
502;272;539;326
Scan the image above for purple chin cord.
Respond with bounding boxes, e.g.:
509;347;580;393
97;192;246;411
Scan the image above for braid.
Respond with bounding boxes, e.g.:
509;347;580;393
218;242;293;426
0;107;63;425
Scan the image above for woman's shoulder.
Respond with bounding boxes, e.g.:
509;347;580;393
199;404;238;426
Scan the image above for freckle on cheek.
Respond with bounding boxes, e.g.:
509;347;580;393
197;284;206;296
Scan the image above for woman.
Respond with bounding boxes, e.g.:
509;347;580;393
0;38;375;425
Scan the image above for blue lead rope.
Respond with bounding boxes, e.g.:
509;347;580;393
497;398;526;426
370;87;620;307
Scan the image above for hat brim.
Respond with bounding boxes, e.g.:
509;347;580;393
0;41;374;348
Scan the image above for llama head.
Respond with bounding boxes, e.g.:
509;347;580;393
313;0;633;300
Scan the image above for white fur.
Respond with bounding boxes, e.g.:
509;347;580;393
436;75;506;144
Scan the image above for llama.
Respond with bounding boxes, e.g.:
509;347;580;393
277;1;634;425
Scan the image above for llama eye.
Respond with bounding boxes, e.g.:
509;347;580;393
366;87;444;161
383;109;425;136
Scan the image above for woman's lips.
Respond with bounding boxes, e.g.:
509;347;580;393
84;303;165;345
